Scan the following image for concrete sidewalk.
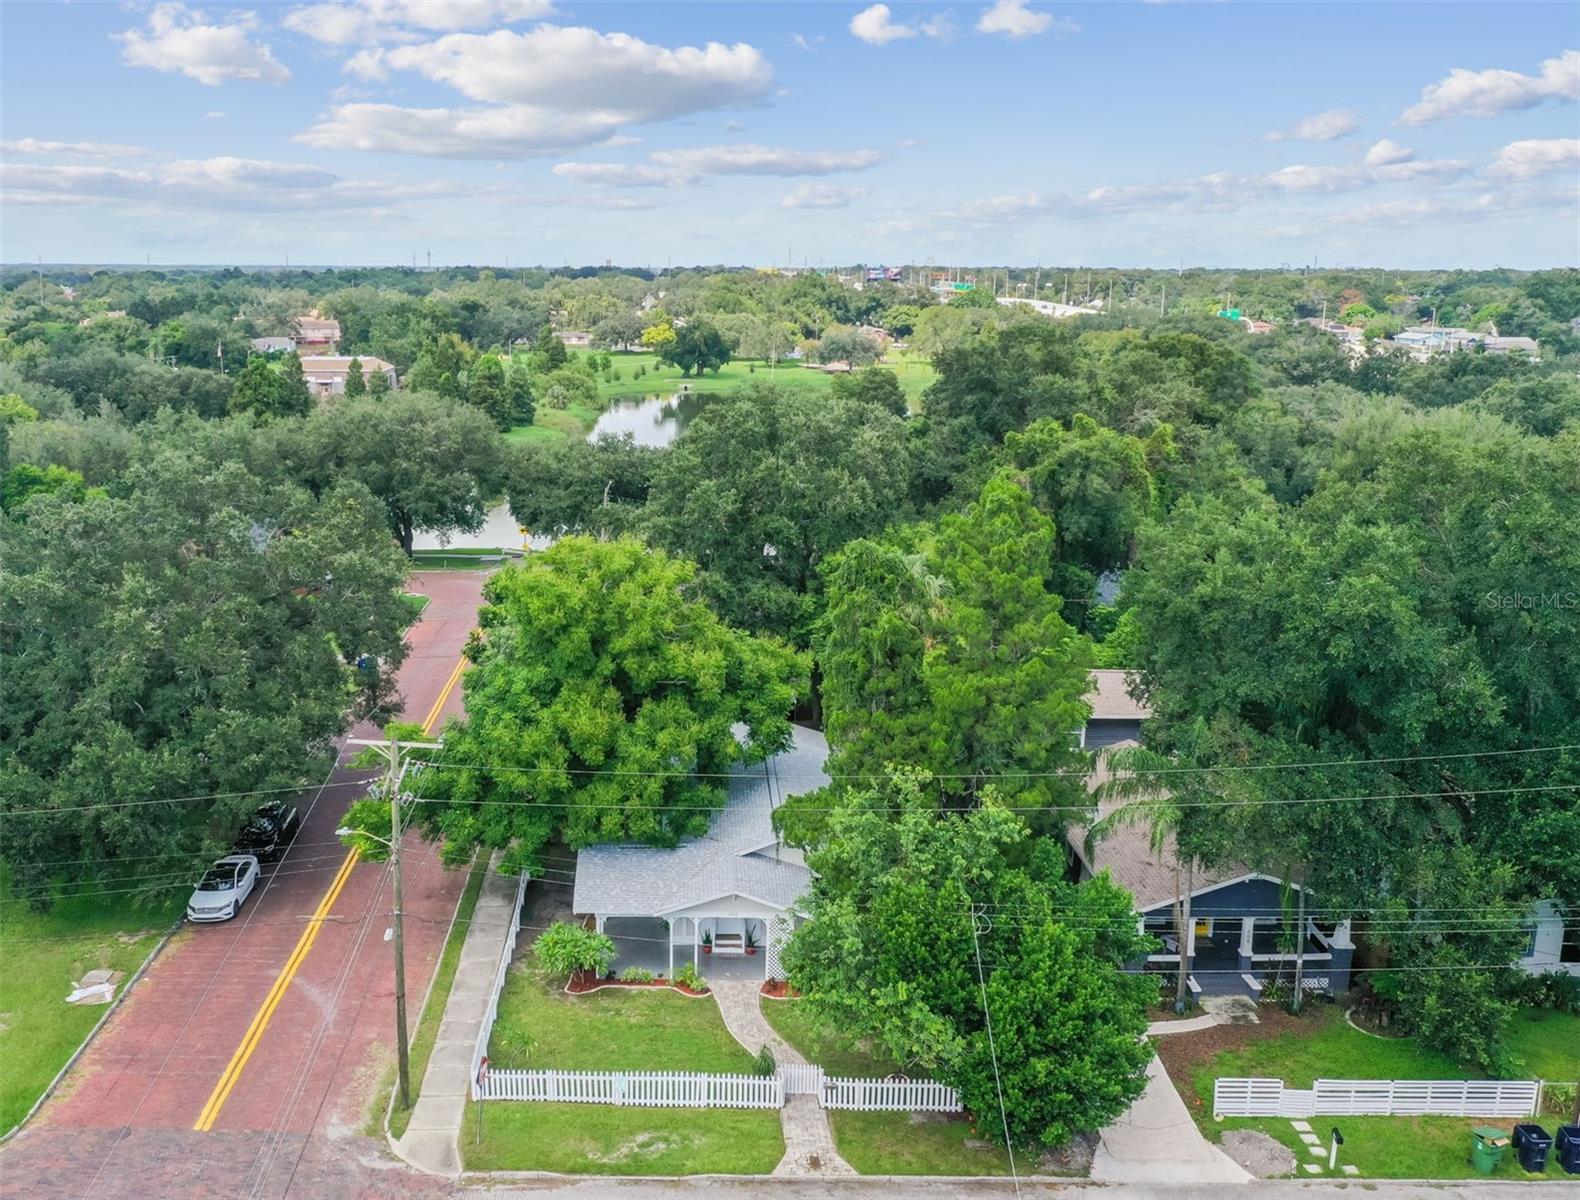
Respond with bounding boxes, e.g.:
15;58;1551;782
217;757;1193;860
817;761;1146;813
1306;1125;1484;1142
395;856;522;1178
1089;1054;1251;1185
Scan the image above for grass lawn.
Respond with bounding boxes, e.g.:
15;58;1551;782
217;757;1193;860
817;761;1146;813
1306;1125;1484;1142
400;592;430;623
408;546;514;570
1211;1114;1549;1181
0;871;182;1134
829;1111;1016;1176
759;998;905;1078
1186;1005;1466;1106
388;854;487;1140
462;1099;783;1174
488;967;754;1074
1504;1008;1580;1081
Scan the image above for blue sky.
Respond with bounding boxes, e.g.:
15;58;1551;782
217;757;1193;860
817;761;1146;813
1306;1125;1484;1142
2;2;1576;267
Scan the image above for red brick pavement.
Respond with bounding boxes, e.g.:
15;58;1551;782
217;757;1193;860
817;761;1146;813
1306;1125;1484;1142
0;571;491;1200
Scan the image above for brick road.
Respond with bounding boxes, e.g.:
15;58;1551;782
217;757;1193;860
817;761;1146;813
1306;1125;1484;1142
0;572;489;1200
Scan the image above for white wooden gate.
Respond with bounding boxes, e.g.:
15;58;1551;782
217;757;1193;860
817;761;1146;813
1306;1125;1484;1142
1214;1076;1540;1119
782;1064;824;1095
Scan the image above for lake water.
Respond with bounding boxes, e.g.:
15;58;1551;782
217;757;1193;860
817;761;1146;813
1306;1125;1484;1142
414;391;705;550
587;390;710;447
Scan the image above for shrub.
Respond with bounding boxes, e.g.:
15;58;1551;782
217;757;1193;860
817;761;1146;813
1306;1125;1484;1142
533;921;615;980
754;1045;776;1077
1501;970;1580;1016
675;962;706;993
620;967;656;983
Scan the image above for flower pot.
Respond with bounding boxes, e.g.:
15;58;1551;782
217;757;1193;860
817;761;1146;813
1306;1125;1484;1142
702;946;712;954
745;947;757;956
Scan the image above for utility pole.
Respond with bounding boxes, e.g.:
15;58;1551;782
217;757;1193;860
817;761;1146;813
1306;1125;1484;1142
346;735;441;1112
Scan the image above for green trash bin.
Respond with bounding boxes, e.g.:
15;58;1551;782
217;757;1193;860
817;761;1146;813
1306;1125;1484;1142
1472;1126;1510;1174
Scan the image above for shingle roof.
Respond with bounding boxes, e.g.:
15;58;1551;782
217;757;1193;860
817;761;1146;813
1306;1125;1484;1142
1067;739;1238;912
1084;670;1151;721
572;726;825;917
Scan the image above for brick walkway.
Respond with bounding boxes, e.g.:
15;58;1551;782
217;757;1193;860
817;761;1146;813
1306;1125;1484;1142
709;982;854;1177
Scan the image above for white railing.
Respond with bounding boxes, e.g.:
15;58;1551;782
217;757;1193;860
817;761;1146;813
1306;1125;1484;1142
480;1068;783;1109
469;870;529;1100
1214;1076;1540;1119
822;1076;963;1112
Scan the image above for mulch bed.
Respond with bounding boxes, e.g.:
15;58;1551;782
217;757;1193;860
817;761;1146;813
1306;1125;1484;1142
1152;1003;1313;1115
759;980;799;1000
565;971;709;997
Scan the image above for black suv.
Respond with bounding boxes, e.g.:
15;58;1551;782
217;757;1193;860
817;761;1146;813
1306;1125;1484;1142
234;801;301;859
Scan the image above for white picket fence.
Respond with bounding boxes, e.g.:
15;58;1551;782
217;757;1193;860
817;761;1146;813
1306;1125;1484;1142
469;871;529;1101
823;1075;963;1112
1214;1076;1540;1119
480;1068;783;1109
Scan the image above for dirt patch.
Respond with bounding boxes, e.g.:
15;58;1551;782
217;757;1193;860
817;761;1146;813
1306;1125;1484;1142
1152;1003;1317;1114
1201;995;1260;1025
113;930;156;945
759;980;799;1000
1039;1131;1098;1174
590;1131;694;1164
1221;1129;1295;1177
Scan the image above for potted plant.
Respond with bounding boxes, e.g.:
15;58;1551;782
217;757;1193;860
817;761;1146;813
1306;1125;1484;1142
701;929;713;955
744;926;759;956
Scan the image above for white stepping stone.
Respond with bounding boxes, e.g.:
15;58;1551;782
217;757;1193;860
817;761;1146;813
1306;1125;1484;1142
1299;1132;1321;1145
1342;1165;1360;1176
1303;1163;1323;1174
1309;1146;1327;1157
1290;1120;1313;1132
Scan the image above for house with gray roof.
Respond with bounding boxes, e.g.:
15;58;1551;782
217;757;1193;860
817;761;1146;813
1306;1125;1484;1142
572;724;825;981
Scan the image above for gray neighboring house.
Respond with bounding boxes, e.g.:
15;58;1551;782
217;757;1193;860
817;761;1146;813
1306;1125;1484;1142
572;725;825;981
250;336;295;354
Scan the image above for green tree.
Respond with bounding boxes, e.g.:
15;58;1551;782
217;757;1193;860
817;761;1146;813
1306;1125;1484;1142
279;351;312;410
366;361;391;396
0;463;93;516
0;456;411;904
535;324;569;369
643;386;911;644
465;353;512;429
415;537;808;872
343;357;366;397
506;432;658;540
228;355;297;419
297;393;504;554
592;311;645;351
406;332;473;400
829;366;907;416
656;320;732;377
783;771;1153;1150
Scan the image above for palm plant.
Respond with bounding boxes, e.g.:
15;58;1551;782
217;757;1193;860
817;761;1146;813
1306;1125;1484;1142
1087;742;1214;1012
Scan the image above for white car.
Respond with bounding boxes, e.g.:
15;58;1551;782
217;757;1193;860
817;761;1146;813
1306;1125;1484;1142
186;854;260;922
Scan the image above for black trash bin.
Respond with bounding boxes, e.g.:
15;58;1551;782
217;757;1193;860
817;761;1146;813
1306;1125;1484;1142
1556;1125;1580;1175
1513;1123;1552;1172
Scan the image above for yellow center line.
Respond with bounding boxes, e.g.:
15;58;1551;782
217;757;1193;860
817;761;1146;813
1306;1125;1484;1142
192;648;468;1132
192;847;360;1131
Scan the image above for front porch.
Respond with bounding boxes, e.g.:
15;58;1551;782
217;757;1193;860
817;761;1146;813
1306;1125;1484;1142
600;914;781;982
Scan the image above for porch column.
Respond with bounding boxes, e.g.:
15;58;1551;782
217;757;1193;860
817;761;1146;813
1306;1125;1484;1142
1238;916;1255;976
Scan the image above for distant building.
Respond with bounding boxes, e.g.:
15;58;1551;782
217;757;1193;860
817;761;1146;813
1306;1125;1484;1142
1482;335;1540;356
292;316;341;351
250;336;295;354
299;355;396;396
995;296;1100;319
1240;318;1277;335
554;330;593;349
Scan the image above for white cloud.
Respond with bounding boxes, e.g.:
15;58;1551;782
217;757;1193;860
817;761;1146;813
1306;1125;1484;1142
0;156;459;214
1487;137;1580;179
1265;109;1360;142
0;138;146;157
782;183;867;208
554;144;884;187
300;25;774;157
1363;138;1414;166
851;5;916;44
790;33;823;51
1401;50;1579;124
283;1;556;46
117;3;291;86
205;110;227;119
299;103;629;158
919;13;957;39
977;1;1073;39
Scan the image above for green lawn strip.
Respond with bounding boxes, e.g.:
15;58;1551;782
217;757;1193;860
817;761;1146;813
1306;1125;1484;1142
409;547;512;570
461;1099;783;1174
388;853;488;1140
829;1111;1016;1176
1503;1008;1580;1082
1186;1005;1466;1107
1210;1115;1548;1180
400;592;430;624
0;870;182;1133
488;968;754;1074
758;997;908;1078
502;423;565;444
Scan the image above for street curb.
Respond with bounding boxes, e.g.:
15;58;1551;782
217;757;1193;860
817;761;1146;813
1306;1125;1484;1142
0;917;182;1146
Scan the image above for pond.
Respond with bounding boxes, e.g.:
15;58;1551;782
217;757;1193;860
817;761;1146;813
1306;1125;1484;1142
587;390;711;447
